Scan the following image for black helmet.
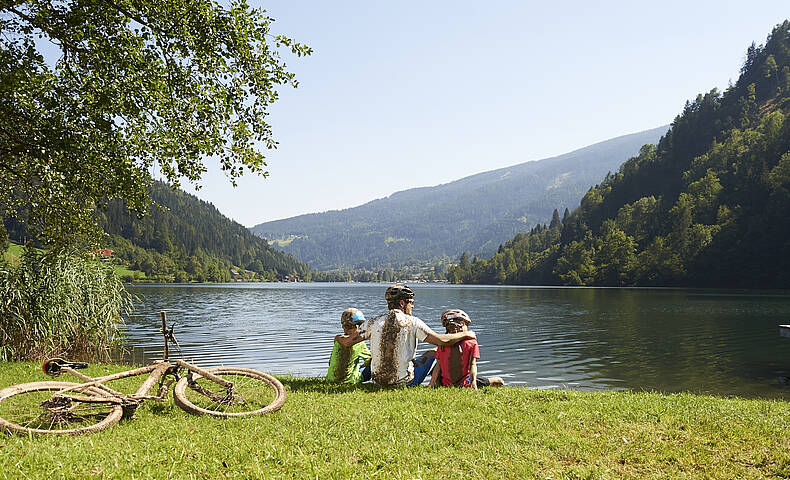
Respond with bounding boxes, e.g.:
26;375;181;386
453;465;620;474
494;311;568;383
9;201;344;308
385;284;414;303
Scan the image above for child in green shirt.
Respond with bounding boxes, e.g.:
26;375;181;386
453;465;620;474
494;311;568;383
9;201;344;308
326;308;371;384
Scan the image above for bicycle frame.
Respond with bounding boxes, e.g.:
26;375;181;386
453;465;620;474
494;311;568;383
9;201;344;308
0;311;287;435
46;311;233;412
54;360;234;398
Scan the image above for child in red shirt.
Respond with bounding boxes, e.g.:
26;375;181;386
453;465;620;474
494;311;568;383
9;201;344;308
429;309;504;389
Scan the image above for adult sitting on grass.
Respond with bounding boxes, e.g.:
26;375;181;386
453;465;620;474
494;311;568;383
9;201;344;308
326;308;371;384
337;284;475;387
429;309;504;389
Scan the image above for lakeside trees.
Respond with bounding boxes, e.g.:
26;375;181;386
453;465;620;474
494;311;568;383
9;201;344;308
97;181;310;282
450;21;790;288
0;1;310;359
1;0;310;249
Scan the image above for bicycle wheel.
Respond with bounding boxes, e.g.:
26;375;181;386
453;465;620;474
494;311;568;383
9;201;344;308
0;381;123;435
173;367;286;417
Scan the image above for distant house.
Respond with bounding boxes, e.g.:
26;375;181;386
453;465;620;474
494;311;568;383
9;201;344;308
284;274;300;283
93;248;114;262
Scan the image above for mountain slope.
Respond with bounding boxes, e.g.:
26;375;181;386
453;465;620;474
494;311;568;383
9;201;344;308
450;20;790;288
94;181;311;282
251;126;667;270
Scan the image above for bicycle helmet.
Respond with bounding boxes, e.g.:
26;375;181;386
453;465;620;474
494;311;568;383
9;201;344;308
341;308;366;328
385;284;415;303
441;309;471;327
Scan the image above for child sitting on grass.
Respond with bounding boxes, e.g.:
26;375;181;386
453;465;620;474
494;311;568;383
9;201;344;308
429;309;504;389
326;308;372;384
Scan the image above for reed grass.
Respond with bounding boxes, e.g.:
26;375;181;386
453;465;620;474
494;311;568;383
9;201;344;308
0;247;131;362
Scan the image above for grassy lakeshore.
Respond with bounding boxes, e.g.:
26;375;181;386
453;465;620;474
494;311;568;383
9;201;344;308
0;363;788;479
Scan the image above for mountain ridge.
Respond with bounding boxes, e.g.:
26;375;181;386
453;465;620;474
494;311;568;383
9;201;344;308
251;126;668;270
95;181;311;282
449;20;790;288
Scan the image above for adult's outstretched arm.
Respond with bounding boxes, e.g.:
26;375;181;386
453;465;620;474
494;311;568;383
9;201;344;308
335;332;364;347
424;330;476;347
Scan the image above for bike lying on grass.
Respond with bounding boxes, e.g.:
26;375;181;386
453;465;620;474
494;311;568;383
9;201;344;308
0;313;287;435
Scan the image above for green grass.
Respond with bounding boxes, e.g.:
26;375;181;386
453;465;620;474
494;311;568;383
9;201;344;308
0;362;789;479
269;235;303;248
5;242;24;257
113;264;145;280
3;242;26;265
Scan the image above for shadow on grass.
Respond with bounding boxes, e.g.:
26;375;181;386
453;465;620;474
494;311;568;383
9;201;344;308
278;376;382;394
276;375;527;396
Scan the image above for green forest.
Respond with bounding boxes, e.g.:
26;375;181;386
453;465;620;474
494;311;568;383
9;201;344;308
92;181;311;282
449;21;790;288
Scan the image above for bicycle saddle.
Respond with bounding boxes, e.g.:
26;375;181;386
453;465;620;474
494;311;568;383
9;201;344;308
43;358;89;377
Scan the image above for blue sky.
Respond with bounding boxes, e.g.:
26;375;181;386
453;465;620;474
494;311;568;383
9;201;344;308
182;1;790;226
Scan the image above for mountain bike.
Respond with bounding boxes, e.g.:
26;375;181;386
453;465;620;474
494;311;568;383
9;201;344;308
0;312;286;435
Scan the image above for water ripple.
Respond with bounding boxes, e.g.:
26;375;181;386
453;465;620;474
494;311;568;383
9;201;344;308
124;283;790;399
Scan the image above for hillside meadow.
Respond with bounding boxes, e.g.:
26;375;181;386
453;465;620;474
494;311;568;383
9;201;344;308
0;362;788;479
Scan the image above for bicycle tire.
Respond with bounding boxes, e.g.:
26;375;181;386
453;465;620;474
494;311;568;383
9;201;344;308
0;381;123;435
173;367;286;417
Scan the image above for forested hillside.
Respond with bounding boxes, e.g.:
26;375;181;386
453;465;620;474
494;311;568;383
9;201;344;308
251;126;666;270
94;182;311;282
450;21;790;288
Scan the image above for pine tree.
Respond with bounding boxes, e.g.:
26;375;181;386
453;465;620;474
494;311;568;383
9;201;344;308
459;252;469;269
550;209;562;229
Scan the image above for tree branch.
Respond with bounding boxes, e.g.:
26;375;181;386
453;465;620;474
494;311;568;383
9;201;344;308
6;6;87;54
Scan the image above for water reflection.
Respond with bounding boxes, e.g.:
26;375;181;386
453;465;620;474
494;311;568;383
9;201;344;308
125;284;790;399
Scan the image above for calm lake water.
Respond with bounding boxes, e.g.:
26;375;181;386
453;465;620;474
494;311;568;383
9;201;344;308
124;283;790;400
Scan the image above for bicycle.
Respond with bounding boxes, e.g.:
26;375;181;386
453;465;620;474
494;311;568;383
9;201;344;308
0;312;287;435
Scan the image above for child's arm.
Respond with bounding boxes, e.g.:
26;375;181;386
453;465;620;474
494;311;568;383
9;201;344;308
429;359;441;387
469;357;478;390
359;343;372;366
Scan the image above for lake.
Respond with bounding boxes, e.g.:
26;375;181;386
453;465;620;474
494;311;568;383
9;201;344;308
124;283;790;399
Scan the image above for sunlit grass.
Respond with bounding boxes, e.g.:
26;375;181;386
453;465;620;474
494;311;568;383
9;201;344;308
2;242;25;265
0;363;788;479
113;264;145;280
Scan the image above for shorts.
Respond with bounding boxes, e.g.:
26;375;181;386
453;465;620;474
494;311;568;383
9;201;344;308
407;355;435;387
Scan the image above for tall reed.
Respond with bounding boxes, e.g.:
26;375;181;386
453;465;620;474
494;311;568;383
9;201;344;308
0;247;131;361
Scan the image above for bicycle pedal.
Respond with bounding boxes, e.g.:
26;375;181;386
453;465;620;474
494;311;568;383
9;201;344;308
121;403;140;419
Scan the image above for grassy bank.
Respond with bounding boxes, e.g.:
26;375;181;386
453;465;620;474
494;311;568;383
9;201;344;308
2;242;25;265
0;362;788;479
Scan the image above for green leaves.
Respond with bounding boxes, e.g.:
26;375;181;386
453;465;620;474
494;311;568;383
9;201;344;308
1;0;310;248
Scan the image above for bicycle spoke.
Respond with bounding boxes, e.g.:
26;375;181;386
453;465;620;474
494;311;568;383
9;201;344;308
0;386;119;432
184;373;275;413
21;415;46;429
